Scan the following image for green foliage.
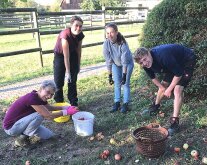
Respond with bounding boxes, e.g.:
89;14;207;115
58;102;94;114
80;0;123;11
49;0;62;12
0;0;30;8
80;0;101;11
140;0;207;100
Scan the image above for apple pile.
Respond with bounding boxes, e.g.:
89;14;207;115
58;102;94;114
173;143;207;162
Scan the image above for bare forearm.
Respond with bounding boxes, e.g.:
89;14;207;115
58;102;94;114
167;76;182;91
45;105;66;111
152;78;163;88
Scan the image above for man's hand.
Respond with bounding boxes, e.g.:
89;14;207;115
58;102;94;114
164;88;172;98
108;74;114;85
65;72;72;83
121;73;127;85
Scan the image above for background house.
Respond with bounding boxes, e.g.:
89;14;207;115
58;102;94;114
60;0;82;10
125;0;162;20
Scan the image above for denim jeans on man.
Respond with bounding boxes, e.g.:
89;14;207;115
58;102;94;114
4;112;54;140
112;62;134;103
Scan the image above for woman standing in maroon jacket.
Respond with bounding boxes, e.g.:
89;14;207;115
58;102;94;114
53;16;85;106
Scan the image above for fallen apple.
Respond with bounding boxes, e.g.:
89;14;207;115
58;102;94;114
159;112;165;117
191;150;199;157
202;157;207;164
89;136;95;141
114;154;121;161
110;138;116;145
25;161;31;165
183;143;189;150
100;153;107;159
103;150;110;156
174;147;181;153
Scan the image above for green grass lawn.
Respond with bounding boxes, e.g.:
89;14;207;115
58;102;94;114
0;66;206;165
0;23;143;86
0;22;206;165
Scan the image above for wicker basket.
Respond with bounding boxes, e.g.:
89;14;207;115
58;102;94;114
132;123;168;158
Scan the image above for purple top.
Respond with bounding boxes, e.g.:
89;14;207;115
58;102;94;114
3;90;47;130
54;28;84;55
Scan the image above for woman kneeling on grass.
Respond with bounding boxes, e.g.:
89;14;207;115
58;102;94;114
2;80;79;147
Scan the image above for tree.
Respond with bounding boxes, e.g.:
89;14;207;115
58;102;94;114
80;0;124;11
0;0;27;8
49;0;62;12
140;0;207;99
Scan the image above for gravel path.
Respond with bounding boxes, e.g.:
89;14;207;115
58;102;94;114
0;63;106;100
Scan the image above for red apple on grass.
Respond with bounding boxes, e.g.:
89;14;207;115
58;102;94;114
191;150;199;157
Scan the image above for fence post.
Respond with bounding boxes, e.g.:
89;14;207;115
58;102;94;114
102;6;106;41
90;14;92;27
32;10;43;67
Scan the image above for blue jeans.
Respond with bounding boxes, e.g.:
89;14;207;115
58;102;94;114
4;112;54;140
112;62;134;103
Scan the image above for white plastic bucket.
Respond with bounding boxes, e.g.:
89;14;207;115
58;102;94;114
72;111;95;136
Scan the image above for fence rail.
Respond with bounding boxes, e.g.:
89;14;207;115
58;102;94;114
0;7;148;66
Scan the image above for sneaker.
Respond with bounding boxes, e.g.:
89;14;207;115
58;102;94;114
29;135;41;144
110;102;120;113
14;134;29;147
120;103;129;113
168;117;180;136
149;103;160;116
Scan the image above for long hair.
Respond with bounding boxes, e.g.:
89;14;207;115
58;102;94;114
105;23;126;45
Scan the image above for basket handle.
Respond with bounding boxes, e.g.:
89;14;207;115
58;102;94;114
147;123;161;129
137;136;152;142
148;145;153;151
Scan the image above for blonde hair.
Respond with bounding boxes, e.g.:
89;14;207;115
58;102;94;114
133;47;149;61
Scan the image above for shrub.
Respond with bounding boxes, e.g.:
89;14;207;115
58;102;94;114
140;0;207;100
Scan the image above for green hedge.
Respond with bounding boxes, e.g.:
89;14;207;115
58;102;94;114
140;0;207;99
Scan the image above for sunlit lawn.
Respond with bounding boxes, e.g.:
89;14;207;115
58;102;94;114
0;23;143;86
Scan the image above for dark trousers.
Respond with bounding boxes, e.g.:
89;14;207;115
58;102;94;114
53;54;78;105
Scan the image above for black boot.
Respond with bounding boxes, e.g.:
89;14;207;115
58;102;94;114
121;103;128;113
149;102;160;116
168;117;180;136
110;102;120;113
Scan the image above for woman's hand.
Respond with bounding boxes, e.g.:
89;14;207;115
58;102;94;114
61;106;79;116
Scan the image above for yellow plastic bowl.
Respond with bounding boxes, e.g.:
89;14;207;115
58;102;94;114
52;102;70;123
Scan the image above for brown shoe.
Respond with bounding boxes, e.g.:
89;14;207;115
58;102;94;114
29;135;41;144
14;135;29;147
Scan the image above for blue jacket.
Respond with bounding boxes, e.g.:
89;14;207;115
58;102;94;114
144;44;195;79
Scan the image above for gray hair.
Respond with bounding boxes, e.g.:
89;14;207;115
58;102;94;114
41;80;57;91
133;47;149;61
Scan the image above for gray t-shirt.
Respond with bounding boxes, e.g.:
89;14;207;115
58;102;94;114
103;39;133;71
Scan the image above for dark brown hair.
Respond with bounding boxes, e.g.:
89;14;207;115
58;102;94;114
105;23;126;45
70;15;83;25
